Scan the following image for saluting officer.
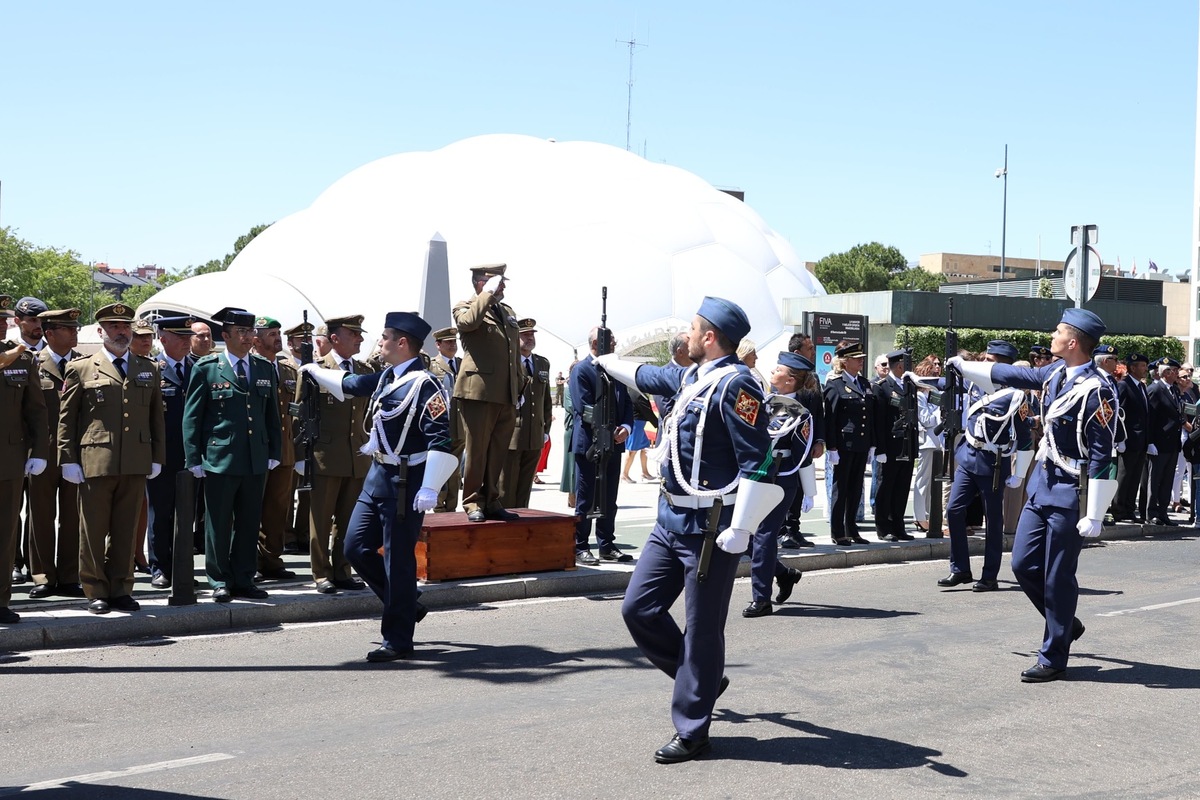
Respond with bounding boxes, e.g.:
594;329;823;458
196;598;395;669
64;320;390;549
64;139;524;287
183;307;281;602
742;351;817;617
426;326;464;512
872;349;919;542
252;316;299;582
951;308;1117;682
59;302;166;615
596;296;780;764
0;294;49;624
27;308;85;599
500;318;554;509
300;311;458;661
1112;352;1150;522
936;340;1033;592
823;341;875;546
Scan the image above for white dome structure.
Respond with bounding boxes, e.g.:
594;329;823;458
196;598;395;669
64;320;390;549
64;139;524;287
140;134;824;367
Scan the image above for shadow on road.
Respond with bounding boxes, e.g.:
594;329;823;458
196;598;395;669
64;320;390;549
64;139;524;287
0;785;227;799
1070;654;1200;689
773;603;920;620
710;709;967;776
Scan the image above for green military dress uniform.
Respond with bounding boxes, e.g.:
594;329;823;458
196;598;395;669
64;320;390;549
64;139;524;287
183;350;281;591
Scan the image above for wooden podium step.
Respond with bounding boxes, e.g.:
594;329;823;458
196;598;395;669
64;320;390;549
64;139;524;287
417;509;578;581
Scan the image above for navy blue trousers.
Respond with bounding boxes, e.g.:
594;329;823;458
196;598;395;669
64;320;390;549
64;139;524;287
947;468;1005;580
748;473;799;603
574;453;621;551
876;456;915;538
1011;503;1082;669
344;464;425;651
146;469;178;580
830;450;869;539
622;524;740;741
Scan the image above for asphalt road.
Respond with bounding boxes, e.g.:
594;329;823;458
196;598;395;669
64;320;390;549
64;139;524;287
3;535;1199;800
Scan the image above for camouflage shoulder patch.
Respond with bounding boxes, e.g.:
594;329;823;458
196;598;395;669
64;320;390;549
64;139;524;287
425;391;447;420
735;389;760;426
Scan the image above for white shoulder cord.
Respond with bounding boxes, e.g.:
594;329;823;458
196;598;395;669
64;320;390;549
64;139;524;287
767;396;812;477
664;365;740;498
1041;374;1106;477
360;371;436;458
963;387;1025;452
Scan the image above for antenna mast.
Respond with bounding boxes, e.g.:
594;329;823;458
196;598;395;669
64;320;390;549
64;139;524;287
617;35;647;152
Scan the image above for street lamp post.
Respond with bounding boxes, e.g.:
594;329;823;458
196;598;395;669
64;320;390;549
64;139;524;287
995;145;1008;279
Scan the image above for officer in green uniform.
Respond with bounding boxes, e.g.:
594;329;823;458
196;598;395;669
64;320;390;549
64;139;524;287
183;307;282;602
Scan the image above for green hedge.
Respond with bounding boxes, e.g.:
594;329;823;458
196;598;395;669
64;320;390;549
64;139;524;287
894;326;1186;364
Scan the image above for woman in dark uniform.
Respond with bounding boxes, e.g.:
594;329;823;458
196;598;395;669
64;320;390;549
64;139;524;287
823;341;874;545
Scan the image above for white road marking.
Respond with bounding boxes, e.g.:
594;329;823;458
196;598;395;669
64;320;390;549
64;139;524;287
10;753;235;794
1096;596;1200;617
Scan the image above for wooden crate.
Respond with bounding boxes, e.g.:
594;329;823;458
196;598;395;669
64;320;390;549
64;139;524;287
417;509;578;581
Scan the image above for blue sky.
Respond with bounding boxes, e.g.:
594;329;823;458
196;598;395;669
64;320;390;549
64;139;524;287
2;1;1197;277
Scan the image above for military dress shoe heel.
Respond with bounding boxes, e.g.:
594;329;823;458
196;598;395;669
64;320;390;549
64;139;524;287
599;547;633;563
794;535;815;548
654;734;711;764
1072;618;1085;641
971;579;999;592
1021;663;1065;683
150;575;171;589
212;588;232;603
742;600;773;618
57;583;85;598
778;533;802;550
575;550;600;566
850;535;870;544
775;567;802;604
88;598;111;615
937;572;974;587
332;577;366;591
28;583;57;599
367;645;414;662
467;510;487;523
0;607;20;624
231;586;269;600
833;538;853;547
109;595;141;612
315;579;338;595
895;532;915;541
11;567;27;584
415;601;428;623
485;507;520;522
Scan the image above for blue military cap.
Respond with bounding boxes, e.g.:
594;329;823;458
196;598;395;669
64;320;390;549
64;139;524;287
212;307;255;328
1157;356;1181;369
696;296;751;345
15;296;48;317
885;348;908;364
1092;343;1118;358
1029;345;1051;359
1125;352;1149;365
1061;307;1106;340
835;341;866;359
154;315;197;335
778;351;815;372
383;311;431;343
986;339;1018;360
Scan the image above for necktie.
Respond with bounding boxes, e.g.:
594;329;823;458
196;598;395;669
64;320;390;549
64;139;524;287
449;357;458;377
114;356;126;379
235;358;247;388
341;359;352;372
58;357;67;376
525;357;533;377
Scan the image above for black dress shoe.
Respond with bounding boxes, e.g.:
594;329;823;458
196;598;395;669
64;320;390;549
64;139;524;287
654;734;711;764
332;577;366;591
1021;663;1065;683
28;583;57;599
778;533;802;549
1072;618;1085;641
894;532;915;541
109;595;141;612
833;538;853;547
485;507;520;521
315;579;338;595
58;583;85;598
599;547;633;563
88;598;111;614
793;535;815;548
367;645;413;662
0;607;19;624
467;510;487;522
775;567;802;603
415;601;428;623
718;676;730;698
231;586;269;600
850;536;870;544
150;575;171;588
742;600;773;618
937;572;974;587
575;550;600;566
213;587;232;603
971;578;999;592
11;567;26;584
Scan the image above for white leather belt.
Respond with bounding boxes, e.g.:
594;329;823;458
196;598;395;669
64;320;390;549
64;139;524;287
661;489;736;509
772;449;792;459
372;452;427;466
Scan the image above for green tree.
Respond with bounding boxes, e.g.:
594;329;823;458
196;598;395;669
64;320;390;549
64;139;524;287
813;242;941;294
0;228;114;318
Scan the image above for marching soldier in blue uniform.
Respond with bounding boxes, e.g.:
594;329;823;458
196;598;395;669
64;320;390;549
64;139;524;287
950;308;1117;682
301;311;458;662
934;340;1033;592
742;352;817;617
823;341;874;545
596;296;781;763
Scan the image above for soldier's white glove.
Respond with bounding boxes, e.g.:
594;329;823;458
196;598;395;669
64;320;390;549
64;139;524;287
1148;444;1159;456
543;433;550;444
189;465;205;479
1078;478;1117;538
593;353;642;390
876;453;887;464
268;459;280;471
148;463;162;480
715;527;751;554
482;274;504;295
413;487;439;513
298;363;346;401
1077;517;1103;538
826;450;840;467
1005;474;1022;489
801;495;814;514
24;458;47;477
945;356;965;372
1116;441;1126;453
868;447;877;461
61;463;84;484
294;461;306;476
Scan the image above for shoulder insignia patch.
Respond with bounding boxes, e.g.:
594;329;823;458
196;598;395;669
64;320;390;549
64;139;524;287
735;389;760;425
425;391;447;420
1018;402;1030;420
1095;397;1114;427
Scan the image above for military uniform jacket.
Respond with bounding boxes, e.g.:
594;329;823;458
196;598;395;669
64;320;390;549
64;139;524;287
59;350;166;478
823;371;875;453
154;354;190;473
872;375;918;459
451;292;523;406
635;355;772;534
766;392;815;480
512;353;553;451
36;348;79;467
183;353;281;476
341;358;453;500
427;354;459;397
991;362;1116;510
569;355;633;456
1146;379;1185;453
273;356;299;467
1117;375;1148;453
1;346;49;481
954;382;1033;478
298;352;372;478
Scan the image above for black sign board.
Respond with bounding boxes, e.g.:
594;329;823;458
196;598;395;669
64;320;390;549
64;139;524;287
804;311;867;385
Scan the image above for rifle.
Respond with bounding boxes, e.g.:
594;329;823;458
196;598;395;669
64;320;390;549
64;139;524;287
289;310;321;492
696;498;723;583
585;287;617;524
937;298;964;481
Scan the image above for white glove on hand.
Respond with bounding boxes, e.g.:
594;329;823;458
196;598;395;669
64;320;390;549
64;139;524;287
62;463;84;484
1116;441;1126;454
189;465;205;479
826;450;840;467
24;458;47;477
946;356;965;372
1148;444;1159;456
876;453;888;464
482;274;504;295
868;447;877;461
801;495;814;514
297;362;317;375
1077;517;1103;538
543;433;550;444
268;459;280;471
294;461;306;476
715;527;751;554
1005;474;1022;489
148;463;161;480
413;487;438;513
